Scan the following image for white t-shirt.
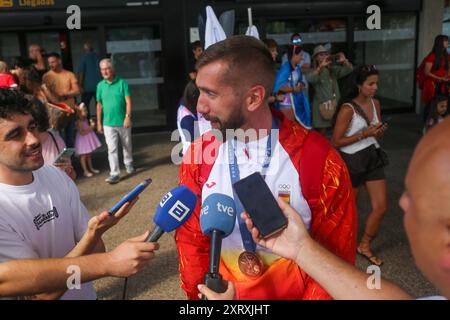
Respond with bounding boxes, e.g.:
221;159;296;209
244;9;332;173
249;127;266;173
0;165;96;300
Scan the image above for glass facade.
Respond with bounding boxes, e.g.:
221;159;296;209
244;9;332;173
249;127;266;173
0;32;20;67
70;30;101;73
25;32;60;56
0;2;425;133
353;14;417;110
266;18;348;57
246;13;416;111
106;26;165;128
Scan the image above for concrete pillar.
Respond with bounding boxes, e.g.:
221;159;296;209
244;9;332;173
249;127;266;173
416;0;446;113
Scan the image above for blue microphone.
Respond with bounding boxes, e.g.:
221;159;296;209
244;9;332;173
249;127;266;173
145;185;197;242
200;193;236;298
123;185;197;300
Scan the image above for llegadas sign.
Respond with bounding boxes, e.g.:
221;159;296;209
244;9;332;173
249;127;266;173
0;0;55;8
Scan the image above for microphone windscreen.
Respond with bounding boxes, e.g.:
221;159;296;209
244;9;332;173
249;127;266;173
153;185;197;232
200;193;236;237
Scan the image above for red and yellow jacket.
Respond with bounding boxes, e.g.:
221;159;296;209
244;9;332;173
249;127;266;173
175;110;357;300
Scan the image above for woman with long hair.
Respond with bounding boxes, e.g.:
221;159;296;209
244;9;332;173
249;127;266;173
332;65;388;266
273;45;311;127
28;44;48;80
421;35;450;115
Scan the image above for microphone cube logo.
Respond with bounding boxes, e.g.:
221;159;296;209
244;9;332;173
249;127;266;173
168;200;190;222
160;192;173;207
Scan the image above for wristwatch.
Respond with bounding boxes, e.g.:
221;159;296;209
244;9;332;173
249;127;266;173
125;114;131;118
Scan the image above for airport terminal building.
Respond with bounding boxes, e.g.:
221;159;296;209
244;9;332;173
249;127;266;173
0;0;447;132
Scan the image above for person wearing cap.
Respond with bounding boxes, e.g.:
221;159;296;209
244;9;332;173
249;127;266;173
306;45;353;135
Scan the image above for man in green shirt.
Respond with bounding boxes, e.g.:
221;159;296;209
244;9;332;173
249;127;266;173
96;59;134;184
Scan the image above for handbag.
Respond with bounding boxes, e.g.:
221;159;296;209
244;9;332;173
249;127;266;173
319;97;337;120
350;101;389;168
318;78;337;121
375;147;389;167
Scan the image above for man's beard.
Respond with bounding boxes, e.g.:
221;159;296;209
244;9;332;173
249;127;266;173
204;102;245;141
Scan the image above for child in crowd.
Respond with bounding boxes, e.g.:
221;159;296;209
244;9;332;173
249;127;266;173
75;103;101;177
0;61;18;88
424;95;448;134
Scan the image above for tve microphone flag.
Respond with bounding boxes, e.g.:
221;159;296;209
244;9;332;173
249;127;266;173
146;185;197;242
200;193;236;297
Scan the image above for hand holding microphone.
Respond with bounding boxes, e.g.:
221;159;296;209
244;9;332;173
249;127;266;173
200;193;237;299
105;231;160;278
122;185;197;299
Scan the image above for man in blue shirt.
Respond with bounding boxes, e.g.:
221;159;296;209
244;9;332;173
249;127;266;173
77;43;102;120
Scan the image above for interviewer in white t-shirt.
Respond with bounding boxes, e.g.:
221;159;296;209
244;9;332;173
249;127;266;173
0;89;154;300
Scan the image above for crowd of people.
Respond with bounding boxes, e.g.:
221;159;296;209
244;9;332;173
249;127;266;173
0;29;449;301
0;43;134;184
174;34;450;301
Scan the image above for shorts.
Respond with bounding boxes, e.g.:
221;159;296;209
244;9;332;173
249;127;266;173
347;163;385;188
339;145;387;188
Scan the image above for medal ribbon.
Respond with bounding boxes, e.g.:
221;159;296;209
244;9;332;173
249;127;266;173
228;117;279;252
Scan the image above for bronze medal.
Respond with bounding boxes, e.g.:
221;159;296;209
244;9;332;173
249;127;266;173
238;251;264;278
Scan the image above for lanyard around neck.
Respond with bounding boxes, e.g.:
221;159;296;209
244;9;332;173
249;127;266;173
227;118;279;252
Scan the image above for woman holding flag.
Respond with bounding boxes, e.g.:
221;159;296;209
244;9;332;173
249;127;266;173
273;45;311;128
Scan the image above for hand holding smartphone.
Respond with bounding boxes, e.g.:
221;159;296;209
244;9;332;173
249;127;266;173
233;172;287;239
53;148;75;165
108;178;152;215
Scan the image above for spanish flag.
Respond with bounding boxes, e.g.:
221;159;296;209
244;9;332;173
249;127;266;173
278;190;291;204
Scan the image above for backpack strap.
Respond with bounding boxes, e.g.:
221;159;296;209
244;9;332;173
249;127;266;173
48;130;61;153
299;130;330;213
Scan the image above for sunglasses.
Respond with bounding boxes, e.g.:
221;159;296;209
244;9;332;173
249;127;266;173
292;38;302;45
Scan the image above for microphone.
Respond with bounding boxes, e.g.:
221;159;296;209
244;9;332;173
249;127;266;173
145;185;198;242
200;193;236;298
123;185;197;300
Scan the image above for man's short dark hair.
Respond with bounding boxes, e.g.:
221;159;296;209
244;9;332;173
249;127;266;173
191;41;202;51
46;52;61;59
196;35;275;99
0;88;34;120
